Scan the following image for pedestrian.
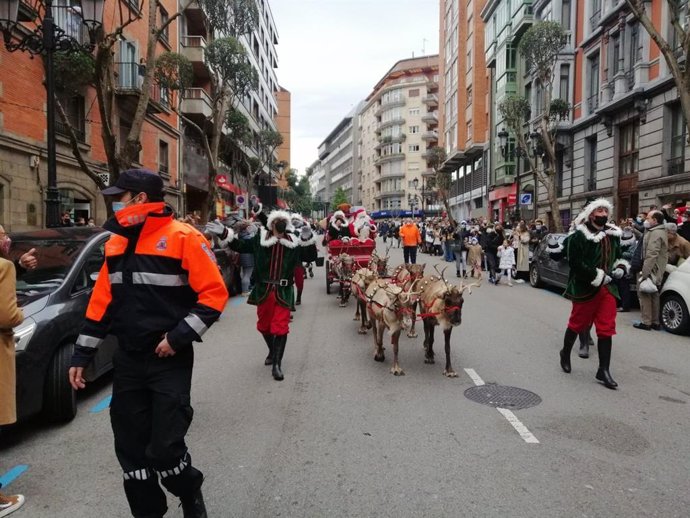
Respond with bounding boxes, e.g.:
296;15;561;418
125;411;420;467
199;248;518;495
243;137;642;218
207;209;300;381
394;222;401;248
399;218;421;264
69;169;229;518
298;225;319;285
634;210;668;330
327;210;350;242
678;211;690;242
484;224;502;284
665;222;690;268
237;222;257;296
515;222;531;280
0;225;26;517
558;199;629;389
60;211;73;227
466;237;483;279
497;239;516;286
614;230;637;314
453;221;469;277
75;216;86;226
87;217;96;227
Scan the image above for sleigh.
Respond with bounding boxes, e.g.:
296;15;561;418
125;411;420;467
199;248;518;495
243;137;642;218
325;239;376;295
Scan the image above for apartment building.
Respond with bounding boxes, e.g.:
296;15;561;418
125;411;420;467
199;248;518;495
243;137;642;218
0;0;181;230
439;0;491;221
275;85;291;170
357;56;440;216
179;0;281;216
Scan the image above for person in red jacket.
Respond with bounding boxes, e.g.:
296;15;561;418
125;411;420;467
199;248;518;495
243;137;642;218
69;169;228;518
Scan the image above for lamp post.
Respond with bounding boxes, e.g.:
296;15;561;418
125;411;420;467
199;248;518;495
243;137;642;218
412;176;427;221
0;0;103;227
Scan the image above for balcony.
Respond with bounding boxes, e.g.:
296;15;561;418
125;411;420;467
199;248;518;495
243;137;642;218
375;98;406;116
377;169;406;179
422;130;439;142
115;62;142;93
374;153;405;166
422;111;438;124
148;84;171;113
589;10;601;32
378;117;406;132
181;35;210;79
375;190;405;200
422;93;438;107
181;88;213;120
426;78;439;91
512;2;534;39
668;157;685;176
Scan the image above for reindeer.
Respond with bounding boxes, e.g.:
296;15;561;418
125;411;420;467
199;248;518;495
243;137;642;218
351;267;379;333
368;242;392;277
416;266;480;378
365;280;420;376
389;263;426;338
333;253;355;307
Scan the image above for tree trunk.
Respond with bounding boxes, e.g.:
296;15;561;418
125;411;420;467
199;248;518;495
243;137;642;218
545;171;563;232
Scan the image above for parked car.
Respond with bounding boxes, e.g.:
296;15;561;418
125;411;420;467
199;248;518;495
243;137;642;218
529;232;637;294
10;227;117;424
660;261;690;334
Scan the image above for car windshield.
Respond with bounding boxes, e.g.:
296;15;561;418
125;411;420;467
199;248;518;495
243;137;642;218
10;239;88;303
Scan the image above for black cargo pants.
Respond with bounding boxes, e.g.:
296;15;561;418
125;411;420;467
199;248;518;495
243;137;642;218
110;346;202;518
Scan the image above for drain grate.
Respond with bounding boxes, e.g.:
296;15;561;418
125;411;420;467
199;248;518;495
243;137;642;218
464;385;542;410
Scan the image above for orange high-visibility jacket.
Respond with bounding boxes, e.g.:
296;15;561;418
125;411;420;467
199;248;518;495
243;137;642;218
72;203;229;367
399;224;421;247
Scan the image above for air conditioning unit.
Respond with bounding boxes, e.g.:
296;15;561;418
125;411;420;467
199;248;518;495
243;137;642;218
98;172;110;186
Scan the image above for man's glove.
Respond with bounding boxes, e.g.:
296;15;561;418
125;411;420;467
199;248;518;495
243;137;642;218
204;219;228;240
603;275;613;286
611;268;625;280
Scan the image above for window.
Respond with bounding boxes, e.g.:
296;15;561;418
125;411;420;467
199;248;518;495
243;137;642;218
587;54;600;113
611;33;621;75
585;136;597;191
409;108;420;116
159;6;169;44
409;126;420;134
408;89;420;97
159;140;169;177
466;49;472;72
408;162;420;170
619;120;640;176
629;22;641;66
408;144;420;152
590;0;601;31
466;86;473;106
56;94;86;142
561;0;571;30
559;64;570;101
73;244;105;293
669;105;686;175
506;45;517;70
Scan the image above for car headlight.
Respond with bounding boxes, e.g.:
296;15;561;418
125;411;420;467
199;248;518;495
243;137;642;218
14;318;36;352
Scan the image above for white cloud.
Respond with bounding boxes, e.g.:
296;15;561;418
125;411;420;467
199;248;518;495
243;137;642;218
271;0;439;174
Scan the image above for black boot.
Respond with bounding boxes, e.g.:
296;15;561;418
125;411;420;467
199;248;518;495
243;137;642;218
595;337;618;389
578;329;590;358
272;334;287;381
560;328;578;373
180;488;207;518
296;291;302;305
262;333;274;365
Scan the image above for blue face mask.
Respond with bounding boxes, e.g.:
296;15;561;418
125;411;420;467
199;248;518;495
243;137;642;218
112;201;126;213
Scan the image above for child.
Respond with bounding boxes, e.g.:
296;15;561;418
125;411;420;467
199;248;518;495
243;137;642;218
466;237;484;279
497;239;516;286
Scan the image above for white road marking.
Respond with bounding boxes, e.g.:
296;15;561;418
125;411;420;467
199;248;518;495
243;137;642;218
463;368;485;386
496;408;540;444
464;368;540;445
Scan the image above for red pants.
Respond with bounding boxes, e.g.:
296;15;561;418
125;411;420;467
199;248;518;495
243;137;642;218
257;290;290;335
294;264;305;294
567;287;617;338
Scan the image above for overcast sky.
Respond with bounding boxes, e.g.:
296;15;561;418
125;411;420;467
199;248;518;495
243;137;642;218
270;0;440;175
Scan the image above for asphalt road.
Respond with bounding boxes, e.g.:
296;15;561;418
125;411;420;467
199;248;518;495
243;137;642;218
2;239;690;517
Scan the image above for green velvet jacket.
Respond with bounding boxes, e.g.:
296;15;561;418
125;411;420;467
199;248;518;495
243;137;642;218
563;223;630;302
228;228;300;309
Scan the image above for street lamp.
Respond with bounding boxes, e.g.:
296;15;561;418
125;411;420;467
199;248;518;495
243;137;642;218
412;176;427;220
0;0;104;227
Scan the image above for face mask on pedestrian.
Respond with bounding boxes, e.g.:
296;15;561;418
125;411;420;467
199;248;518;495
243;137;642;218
643;220;652;229
112;192;143;213
593;215;608;226
274;219;287;234
636;216;643;224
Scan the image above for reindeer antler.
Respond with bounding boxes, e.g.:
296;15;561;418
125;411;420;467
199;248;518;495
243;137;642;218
433;265;451;291
459;278;482;295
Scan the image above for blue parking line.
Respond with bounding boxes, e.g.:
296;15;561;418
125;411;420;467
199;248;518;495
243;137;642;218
90;394;112;413
0;465;29;488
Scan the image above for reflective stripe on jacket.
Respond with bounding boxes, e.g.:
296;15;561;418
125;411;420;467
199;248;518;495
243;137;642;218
72;203;229;367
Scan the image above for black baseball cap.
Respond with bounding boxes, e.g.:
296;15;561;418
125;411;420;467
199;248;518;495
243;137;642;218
102;168;164;198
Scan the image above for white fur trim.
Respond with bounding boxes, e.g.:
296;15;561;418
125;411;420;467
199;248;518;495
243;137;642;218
574;198;614;224
613;259;631;273
259;227;299;248
298;234;318;246
266;210;292;229
576;223;623;242
218;227;235;247
547;243;564;254
591;268;605;287
332;210;346;221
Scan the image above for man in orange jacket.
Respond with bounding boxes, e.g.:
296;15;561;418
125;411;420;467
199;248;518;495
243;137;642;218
69;169;228;518
399;218;422;264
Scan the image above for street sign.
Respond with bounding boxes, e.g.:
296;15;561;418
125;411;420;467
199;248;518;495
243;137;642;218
520;193;532;205
236;195;246;206
507;193;517;205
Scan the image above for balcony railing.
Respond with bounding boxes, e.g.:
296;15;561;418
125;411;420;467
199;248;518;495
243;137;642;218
587;93;599;113
422;111;438;124
590;10;601;32
149;84;171;109
55;118;85;142
116;62;142;90
423;94;438;106
421;130;439;141
667;156;685;176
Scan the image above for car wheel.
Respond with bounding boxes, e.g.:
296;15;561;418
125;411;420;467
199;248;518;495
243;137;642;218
325;260;331;294
43;342;77;423
530;264;544;288
661;293;690;335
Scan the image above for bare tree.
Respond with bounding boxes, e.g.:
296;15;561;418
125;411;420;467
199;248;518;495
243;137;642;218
426;146;456;226
626;0;690;141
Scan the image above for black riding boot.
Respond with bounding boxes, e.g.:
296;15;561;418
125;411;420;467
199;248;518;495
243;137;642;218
560;328;578;373
595;337;618;389
262;333;274;366
578;330;590;358
296;291;302;305
272;334;287;381
180;488;207;518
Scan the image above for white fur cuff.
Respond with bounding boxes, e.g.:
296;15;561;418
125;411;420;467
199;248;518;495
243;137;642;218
612;259;630;273
219;227;235;247
591;268;605;287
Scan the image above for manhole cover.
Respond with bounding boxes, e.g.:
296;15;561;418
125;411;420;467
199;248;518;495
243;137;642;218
464;385;542;410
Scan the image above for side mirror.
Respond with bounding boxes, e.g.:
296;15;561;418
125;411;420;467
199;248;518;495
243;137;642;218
89;272;99;282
